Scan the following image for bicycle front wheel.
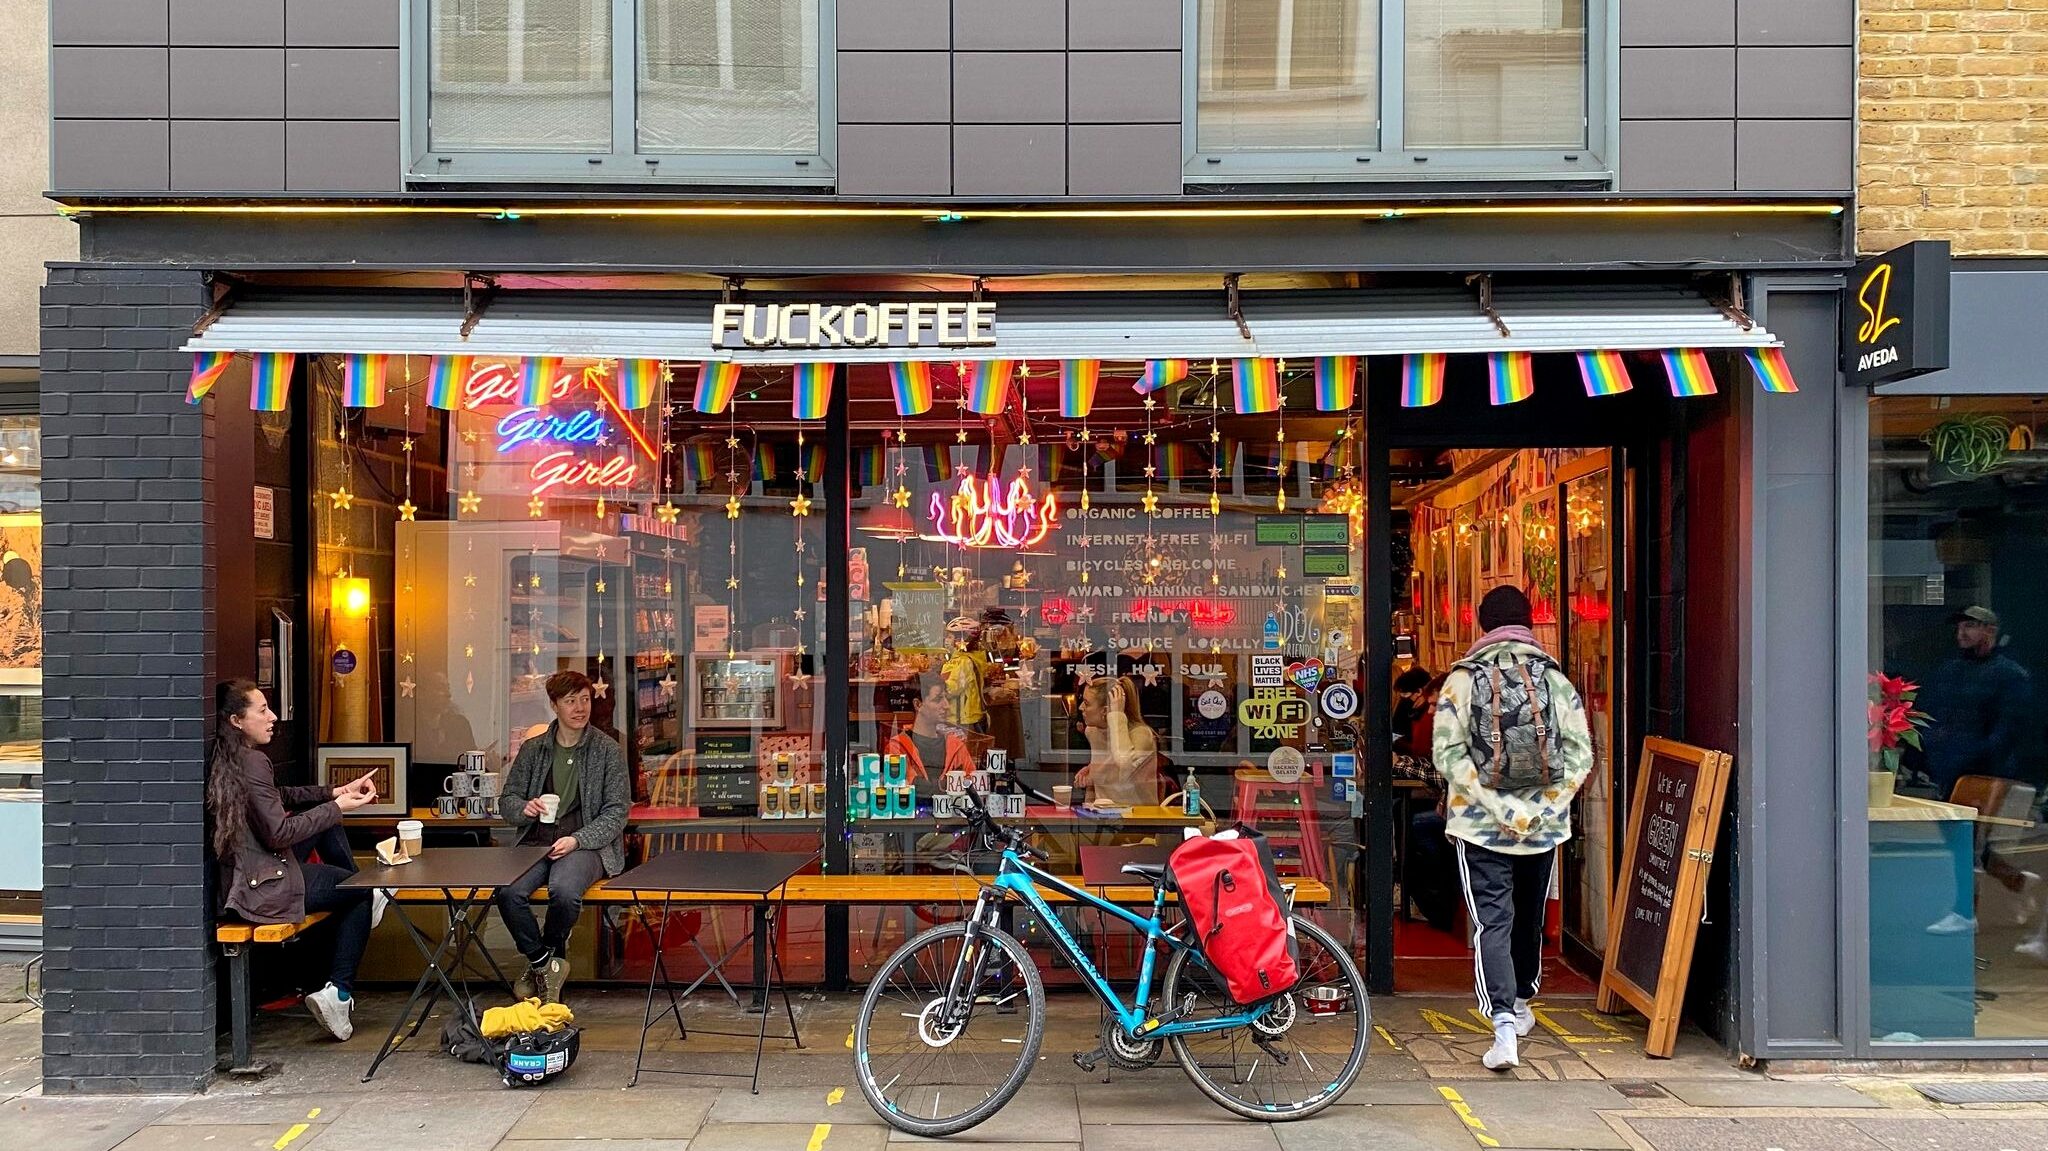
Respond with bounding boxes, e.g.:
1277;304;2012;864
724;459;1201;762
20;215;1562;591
853;920;1046;1138
1161;914;1370;1121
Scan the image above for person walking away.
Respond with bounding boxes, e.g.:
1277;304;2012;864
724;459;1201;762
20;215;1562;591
497;670;632;1003
1434;587;1594;1070
207;678;383;1040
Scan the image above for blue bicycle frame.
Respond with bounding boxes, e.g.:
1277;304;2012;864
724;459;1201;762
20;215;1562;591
977;846;1272;1041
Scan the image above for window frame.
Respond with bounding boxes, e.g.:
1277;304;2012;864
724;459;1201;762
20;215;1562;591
1182;0;1618;185
404;0;837;187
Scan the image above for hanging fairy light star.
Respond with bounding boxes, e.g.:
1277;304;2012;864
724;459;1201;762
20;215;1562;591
458;490;482;514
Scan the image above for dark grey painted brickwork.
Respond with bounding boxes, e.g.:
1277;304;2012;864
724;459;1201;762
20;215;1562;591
51;0;400;193
1619;0;1854;192
39;265;217;1094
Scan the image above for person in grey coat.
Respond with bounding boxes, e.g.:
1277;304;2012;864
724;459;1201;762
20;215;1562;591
497;669;632;1003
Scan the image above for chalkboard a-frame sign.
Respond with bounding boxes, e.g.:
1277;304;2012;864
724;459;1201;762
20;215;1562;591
1596;737;1734;1057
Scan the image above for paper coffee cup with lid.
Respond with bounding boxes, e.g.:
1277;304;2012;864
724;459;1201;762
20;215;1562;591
396;818;424;858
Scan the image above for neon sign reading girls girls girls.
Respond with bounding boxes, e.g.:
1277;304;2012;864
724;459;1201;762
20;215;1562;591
457;361;652;499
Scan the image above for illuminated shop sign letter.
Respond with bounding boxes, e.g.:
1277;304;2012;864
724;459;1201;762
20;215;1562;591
712;301;997;350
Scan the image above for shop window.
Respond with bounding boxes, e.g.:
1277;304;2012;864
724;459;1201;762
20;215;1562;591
1190;0;1609;183
1867;394;2048;1043
412;0;831;185
0;416;40;916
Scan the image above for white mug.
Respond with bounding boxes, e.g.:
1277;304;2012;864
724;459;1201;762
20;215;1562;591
475;772;502;798
443;772;476;797
458;749;489;774
464;795;491;819
434;795;461;818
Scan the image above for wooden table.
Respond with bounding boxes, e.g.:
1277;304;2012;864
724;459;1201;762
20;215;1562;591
341;845;549;1082
609;850;819;1093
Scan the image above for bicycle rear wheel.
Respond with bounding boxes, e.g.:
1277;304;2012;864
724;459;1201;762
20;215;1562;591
853;921;1045;1138
1161;914;1369;1121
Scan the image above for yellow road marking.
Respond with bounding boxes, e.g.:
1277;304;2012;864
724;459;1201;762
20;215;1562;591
844;1027;856;1050
305;1109;320;1120
806;1122;832;1151
826;1087;845;1106
1437;1086;1502;1148
1419;1008;1492;1036
273;1124;310;1150
1374;1025;1403;1051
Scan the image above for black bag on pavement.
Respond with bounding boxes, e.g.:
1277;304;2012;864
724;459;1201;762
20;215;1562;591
440;1006;504;1066
500;1026;581;1087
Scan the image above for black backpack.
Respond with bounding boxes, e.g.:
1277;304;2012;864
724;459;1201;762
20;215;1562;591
1452;653;1563;791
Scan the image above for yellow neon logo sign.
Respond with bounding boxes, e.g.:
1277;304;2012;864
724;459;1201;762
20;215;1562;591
1856;262;1903;347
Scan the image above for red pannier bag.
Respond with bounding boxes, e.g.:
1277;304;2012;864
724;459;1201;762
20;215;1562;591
1169;827;1301;1005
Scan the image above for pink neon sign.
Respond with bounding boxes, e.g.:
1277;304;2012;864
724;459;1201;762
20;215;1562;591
926;473;1059;549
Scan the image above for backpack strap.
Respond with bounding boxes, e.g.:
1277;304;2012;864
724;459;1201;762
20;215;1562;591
1486;665;1508;789
1515;661;1555;785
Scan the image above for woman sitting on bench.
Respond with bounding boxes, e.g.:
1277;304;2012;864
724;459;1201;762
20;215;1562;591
207;678;382;1041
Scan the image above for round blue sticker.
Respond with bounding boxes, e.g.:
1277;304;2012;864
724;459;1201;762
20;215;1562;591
332;647;357;676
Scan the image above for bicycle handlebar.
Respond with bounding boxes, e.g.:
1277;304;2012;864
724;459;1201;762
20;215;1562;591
956;790;1048;863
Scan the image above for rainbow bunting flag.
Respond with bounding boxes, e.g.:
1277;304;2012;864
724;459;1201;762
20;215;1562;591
752;444;780;484
965;360;1014;416
187;351;233;404
519;357;561;407
694;362;741;414
888;362;934;416
791;362;836;420
1040;444;1071;482
682;441;719;486
1160;442;1200;480
1399;353;1447;408
427;355;471;410
1059;360;1101;418
1576;350;1633;398
1231;358;1282;414
617;359;662;410
1133;359;1189;395
1487;351;1535;406
854;443;888;487
248;352;295;412
341;353;390;408
804;443;827;483
1744;346;1800;394
1314;356;1358;411
1661;348;1718;397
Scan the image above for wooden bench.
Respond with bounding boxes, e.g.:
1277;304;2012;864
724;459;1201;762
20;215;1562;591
216;912;330;1075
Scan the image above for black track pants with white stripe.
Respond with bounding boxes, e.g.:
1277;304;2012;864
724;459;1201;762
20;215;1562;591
1453;840;1556;1020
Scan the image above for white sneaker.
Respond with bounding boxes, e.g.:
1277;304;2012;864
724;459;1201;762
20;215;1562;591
306;983;355;1042
1925;912;1979;936
1512;998;1537;1037
371;889;390;930
2016;938;2048;965
2013;872;2043;925
1481;1015;1519;1070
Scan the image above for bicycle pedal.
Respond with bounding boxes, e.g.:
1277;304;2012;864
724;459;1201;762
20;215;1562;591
1073;1046;1107;1072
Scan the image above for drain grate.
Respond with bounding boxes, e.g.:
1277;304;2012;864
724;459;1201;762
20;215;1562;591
1610;1081;1670;1099
1914;1081;2048;1104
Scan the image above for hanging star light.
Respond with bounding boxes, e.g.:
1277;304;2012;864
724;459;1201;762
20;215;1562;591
594;578;607;594
463;572;478;588
399;677;417;698
660;501;682;524
329;488;355;511
528;495;546;518
401;437;415;454
790;492;812;517
398;499;417;521
458;490;482;514
592;678;609;699
722;495;741;519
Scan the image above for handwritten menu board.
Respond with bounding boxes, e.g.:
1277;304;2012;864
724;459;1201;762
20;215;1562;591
692;733;758;814
1597;738;1733;1057
886;582;946;652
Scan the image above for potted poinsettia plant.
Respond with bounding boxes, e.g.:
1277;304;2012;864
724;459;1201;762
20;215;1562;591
1868;672;1932;807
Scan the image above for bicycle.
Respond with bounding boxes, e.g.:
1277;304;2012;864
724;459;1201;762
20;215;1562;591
852;793;1370;1136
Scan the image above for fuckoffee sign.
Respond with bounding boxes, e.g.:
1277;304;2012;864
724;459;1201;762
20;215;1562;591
713;301;998;351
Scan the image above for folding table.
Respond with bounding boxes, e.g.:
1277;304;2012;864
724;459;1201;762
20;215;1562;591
611;849;818;1093
341;845;549;1082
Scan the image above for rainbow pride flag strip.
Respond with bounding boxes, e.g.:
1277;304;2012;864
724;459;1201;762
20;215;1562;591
187;351;233;404
854;443;887;487
617;358;662;410
682;441;719;485
427;355;471;410
249;352;295;412
1576;350;1633;398
1133;359;1189;396
1399;353;1447;408
519;357;561;407
753;444;780;484
1661;348;1718;397
1059;360;1101;418
1041;444;1072;482
341;353;390;408
1744;345;1800;394
889;362;934;416
1160;442;1200;479
791;362;836;420
1314;356;1358;411
1487;351;1535;406
1231;358;1282;414
694;362;742;414
965;360;1015;416
803;443;827;483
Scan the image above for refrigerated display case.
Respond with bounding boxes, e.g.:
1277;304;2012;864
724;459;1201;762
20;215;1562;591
688;651;786;730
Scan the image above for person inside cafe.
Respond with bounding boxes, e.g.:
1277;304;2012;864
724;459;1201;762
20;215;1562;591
1076;675;1161;808
497;670;632;1003
207;678;382;1041
887;673;977;784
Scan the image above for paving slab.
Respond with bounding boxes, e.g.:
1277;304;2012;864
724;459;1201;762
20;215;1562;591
113;1124;331;1151
0;1015;42;1063
0;1002;32;1025
1661;1079;1883;1109
0;1057;39;1100
1328;1081;1452;1105
1625;1117;1893;1151
688;1123;888;1151
299;1091;535;1151
1080;1124;1282;1151
1430;1081;1633;1149
1855;1118;2048;1151
705;1086;886;1126
158;1093;351;1126
492;1143;694;1151
1270;1105;1479;1151
508;1088;720;1140
0;1096;184;1151
1075;1080;1257;1125
885;1086;1080;1142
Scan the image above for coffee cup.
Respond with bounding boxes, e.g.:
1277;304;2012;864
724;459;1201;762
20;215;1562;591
1052;784;1073;809
434;795;461;818
396;819;423;858
538;793;560;823
443;772;476;797
465;795;491;819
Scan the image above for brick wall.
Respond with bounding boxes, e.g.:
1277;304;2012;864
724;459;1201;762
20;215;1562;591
1859;0;2048;255
39;265;217;1094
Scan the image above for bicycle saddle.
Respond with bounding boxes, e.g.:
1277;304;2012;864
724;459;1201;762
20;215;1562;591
1120;862;1172;887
